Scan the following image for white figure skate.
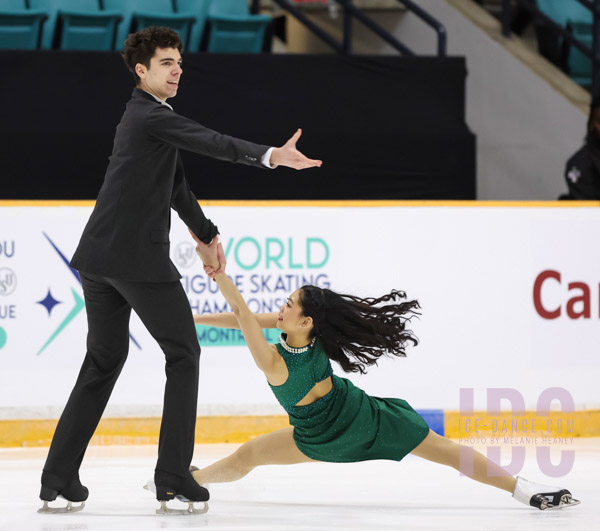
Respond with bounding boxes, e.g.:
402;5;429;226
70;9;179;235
512;476;580;510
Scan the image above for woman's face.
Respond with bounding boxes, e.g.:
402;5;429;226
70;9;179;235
277;289;310;333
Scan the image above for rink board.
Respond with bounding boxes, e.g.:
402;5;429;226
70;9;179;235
0;200;599;445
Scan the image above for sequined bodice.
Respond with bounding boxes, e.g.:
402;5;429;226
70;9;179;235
268;334;333;414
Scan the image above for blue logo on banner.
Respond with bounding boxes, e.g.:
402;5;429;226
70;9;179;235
37;289;62;316
37;233;141;355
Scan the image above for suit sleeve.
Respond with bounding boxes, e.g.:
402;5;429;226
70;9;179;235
145;106;270;167
171;154;218;244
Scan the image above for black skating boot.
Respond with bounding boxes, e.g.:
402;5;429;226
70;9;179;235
39;473;88;513
147;470;209;515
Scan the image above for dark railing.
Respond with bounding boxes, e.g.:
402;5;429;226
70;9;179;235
394;0;448;56
250;0;447;57
501;0;600;96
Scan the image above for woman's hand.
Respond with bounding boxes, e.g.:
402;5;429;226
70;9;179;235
188;229;225;275
203;243;226;279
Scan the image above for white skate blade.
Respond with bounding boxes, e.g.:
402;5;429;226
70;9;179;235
156;500;209;515
38;499;85;513
143;478;209;515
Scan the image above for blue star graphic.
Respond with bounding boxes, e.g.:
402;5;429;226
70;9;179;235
39;233;141;352
37;289;62;316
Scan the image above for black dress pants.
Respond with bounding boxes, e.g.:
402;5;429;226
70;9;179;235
42;272;200;488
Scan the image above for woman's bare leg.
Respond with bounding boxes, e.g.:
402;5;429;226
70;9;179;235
192;427;315;484
410;430;516;493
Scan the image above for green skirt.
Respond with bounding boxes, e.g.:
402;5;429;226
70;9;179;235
289;375;430;463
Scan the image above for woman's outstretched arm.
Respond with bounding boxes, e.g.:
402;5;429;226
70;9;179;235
191;234;280;376
194;312;279;329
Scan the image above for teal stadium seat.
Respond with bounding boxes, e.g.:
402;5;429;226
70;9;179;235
536;0;593;85
566;19;593;86
29;0;121;50
104;0;195;51
207;0;271;53
0;0;47;50
175;0;211;52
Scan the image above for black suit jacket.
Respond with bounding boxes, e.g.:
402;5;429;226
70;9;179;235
71;89;269;281
563;143;600;199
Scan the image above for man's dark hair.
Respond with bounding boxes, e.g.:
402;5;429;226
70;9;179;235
123;27;183;85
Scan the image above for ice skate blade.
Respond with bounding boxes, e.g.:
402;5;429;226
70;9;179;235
38;500;85;513
533;492;581;510
540;495;581;511
156;500;209;515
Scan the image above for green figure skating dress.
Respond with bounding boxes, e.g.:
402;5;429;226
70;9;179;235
269;334;430;462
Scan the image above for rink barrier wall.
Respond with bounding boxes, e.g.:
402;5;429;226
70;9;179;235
1;200;599;448
0;53;476;200
0;410;443;448
1;410;598;448
444;410;600;439
0;416;290;448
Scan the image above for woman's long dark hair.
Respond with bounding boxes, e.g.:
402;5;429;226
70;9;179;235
299;285;420;374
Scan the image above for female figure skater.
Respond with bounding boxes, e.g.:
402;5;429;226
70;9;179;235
189;235;579;511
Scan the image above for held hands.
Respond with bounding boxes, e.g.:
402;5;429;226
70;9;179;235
203;243;225;279
188;229;226;279
270;129;322;170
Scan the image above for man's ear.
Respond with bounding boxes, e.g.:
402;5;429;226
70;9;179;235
135;63;146;79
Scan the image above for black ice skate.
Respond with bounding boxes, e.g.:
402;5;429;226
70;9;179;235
512;476;581;510
144;469;209;515
38;475;88;513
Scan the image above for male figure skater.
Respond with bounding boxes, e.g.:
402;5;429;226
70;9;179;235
39;26;321;513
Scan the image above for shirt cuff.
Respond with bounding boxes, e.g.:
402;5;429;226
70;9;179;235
261;147;276;169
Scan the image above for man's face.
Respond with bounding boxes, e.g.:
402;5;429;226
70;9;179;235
136;47;182;101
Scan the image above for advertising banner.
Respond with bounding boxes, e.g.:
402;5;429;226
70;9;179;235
0;204;599;418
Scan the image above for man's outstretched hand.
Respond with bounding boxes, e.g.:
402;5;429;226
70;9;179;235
270;129;322;170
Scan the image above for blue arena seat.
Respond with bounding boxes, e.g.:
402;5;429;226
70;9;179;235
536;0;592;85
28;0;121;50
0;0;47;50
175;0;211;52
207;0;271;53
536;0;591;23
566;23;592;85
104;0;195;51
